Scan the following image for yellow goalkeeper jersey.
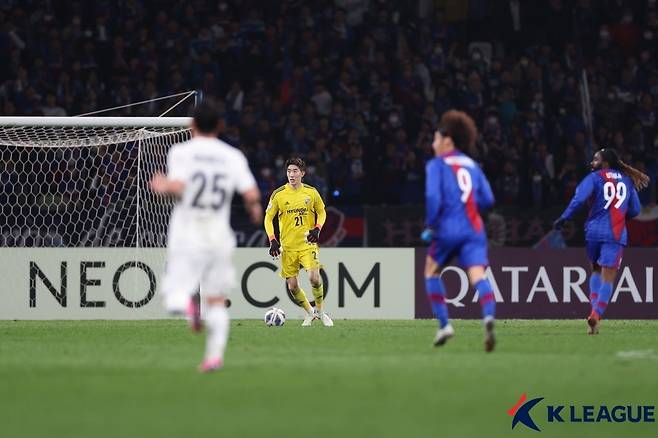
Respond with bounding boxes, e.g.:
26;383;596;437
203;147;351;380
264;183;326;252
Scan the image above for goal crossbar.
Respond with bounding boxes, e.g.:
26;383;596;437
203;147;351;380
0;116;191;128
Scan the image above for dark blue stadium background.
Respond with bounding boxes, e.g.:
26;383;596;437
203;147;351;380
1;0;657;247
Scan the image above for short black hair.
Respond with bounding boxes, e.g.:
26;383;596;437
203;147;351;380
193;100;220;134
285;157;306;171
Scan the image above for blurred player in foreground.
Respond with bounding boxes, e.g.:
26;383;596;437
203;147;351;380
150;100;262;372
554;148;647;334
264;157;333;326
421;110;496;351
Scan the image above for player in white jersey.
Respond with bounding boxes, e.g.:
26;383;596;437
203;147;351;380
150;100;262;372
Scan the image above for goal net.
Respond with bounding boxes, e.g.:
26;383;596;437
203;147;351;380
0;117;191;248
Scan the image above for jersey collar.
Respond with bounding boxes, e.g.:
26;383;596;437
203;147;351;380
287;183;303;191
439;149;460;158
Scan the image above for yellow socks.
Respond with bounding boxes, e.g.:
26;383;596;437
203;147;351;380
312;284;324;311
292;288;313;313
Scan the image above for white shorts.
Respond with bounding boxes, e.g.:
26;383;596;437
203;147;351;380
161;247;235;313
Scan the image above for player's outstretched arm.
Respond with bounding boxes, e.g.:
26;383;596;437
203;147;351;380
242;187;263;225
149;172;185;198
556;173;595;225
152;146;187;198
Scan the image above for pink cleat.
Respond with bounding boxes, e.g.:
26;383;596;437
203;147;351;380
198;358;223;373
187;293;202;333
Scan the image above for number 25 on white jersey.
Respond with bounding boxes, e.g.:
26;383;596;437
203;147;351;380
187;171;228;211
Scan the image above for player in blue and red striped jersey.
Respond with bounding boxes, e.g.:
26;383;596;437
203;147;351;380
554;148;648;334
421;110;497;352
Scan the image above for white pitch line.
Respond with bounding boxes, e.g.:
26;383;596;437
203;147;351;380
616;349;658;360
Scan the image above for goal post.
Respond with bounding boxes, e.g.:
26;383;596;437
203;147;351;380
0;116;192;248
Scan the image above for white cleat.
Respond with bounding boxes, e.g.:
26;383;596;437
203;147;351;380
433;323;455;347
302;311;318;326
319;312;334;327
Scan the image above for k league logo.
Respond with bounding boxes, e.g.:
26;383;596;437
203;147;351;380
508;393;544;431
507;392;656;432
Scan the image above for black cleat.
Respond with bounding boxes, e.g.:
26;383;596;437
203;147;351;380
484;318;496;352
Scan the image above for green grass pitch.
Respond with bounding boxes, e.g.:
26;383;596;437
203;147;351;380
1;320;657;438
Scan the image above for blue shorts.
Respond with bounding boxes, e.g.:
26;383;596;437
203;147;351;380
429;235;489;267
586;241;624;269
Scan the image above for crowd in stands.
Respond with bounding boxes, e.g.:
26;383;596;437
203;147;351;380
1;0;657;209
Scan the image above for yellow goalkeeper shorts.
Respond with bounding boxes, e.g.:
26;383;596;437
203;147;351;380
280;247;321;278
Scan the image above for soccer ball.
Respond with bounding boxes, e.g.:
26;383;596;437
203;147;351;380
264;307;286;326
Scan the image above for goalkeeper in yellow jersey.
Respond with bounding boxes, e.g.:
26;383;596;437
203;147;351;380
264;157;334;326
